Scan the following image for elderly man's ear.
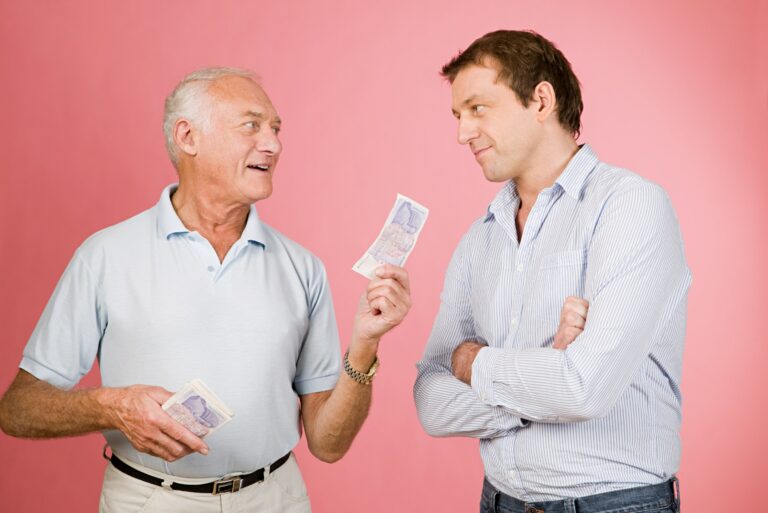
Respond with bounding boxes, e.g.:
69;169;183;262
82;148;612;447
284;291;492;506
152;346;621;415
173;119;199;158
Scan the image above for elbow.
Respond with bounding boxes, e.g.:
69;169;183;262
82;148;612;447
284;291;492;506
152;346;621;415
0;396;16;437
416;410;448;438
306;433;350;463
308;444;346;464
414;400;450;438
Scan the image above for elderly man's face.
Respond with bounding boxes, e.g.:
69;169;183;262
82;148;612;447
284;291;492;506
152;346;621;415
196;76;282;204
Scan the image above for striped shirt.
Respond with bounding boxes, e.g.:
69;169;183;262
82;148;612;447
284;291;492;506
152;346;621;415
414;145;691;500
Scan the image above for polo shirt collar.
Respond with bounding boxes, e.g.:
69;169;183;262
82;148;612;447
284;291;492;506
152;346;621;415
156;184;268;248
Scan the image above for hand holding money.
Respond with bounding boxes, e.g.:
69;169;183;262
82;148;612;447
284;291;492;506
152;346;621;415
105;384;209;462
353;264;412;343
162;379;234;439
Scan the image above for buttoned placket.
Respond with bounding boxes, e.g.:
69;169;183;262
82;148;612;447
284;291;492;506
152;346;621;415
185;232;251;281
494;186;562;497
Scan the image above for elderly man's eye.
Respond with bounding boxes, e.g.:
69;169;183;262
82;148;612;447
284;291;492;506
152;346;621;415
244;121;258;129
271;126;281;135
472;105;486;114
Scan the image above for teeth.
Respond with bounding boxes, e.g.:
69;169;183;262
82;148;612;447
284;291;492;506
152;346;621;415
248;164;269;171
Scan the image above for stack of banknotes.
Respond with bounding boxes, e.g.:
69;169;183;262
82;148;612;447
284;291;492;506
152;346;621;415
162;379;234;438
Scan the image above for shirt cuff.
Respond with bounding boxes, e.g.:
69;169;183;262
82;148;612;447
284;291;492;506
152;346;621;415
471;348;528;429
471;346;496;404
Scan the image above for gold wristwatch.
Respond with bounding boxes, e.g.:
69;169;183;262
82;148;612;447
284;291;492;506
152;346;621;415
343;349;379;385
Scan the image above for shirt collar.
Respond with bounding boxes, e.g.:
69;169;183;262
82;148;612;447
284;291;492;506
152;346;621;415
156;184;268;248
485;181;519;222
554;143;599;200
483;143;599;221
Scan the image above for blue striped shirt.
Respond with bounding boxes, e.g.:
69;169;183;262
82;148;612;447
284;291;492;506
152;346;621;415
414;145;691;500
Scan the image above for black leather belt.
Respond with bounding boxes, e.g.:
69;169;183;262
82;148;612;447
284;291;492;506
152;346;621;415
107;451;290;495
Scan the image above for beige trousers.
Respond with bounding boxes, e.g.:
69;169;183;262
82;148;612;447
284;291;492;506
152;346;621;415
99;454;312;513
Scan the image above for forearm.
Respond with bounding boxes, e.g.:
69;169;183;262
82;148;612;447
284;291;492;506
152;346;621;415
302;339;376;462
414;362;524;438
0;370;115;438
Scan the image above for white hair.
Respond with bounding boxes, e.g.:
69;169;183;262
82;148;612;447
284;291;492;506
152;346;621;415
163;66;259;167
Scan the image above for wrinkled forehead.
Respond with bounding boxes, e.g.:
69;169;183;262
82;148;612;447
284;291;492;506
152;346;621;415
207;75;280;119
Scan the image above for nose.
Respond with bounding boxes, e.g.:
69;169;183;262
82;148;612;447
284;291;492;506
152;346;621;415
457;117;479;145
257;127;281;155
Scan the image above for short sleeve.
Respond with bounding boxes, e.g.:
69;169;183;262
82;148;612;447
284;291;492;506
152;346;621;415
20;249;106;389
292;259;340;395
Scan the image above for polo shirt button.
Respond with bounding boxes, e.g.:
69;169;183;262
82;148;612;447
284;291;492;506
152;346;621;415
207;266;215;272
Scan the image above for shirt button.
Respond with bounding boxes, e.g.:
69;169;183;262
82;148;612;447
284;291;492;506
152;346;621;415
516;264;524;272
511;318;518;326
206;266;215;272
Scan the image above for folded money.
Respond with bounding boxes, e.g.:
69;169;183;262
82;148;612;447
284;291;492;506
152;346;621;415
162;379;234;438
353;194;429;279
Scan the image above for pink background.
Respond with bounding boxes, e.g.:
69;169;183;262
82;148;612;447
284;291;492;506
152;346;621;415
1;1;766;511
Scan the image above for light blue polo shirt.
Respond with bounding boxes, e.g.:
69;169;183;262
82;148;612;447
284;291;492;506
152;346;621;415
21;184;340;478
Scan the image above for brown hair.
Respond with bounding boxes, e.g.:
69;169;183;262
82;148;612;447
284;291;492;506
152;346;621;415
442;30;583;137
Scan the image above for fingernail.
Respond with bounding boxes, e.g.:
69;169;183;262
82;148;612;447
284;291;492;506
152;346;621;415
201;447;209;455
375;267;385;277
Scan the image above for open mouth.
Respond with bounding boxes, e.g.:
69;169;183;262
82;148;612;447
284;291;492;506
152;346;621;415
247;164;270;171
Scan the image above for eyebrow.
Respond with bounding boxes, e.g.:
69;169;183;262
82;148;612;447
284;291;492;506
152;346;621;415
451;94;480;115
243;110;282;125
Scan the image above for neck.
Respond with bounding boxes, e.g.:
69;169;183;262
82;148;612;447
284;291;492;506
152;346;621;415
171;176;250;237
514;134;580;209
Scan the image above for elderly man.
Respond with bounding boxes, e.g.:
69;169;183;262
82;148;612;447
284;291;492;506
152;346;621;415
0;67;411;512
414;30;690;513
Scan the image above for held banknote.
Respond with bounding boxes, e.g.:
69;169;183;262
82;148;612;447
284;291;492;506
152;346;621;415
353;194;429;279
162;379;234;438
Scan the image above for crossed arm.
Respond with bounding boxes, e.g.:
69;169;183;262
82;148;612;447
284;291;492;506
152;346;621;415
414;183;690;436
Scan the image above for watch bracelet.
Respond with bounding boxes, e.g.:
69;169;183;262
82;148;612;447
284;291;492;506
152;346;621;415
343;349;378;385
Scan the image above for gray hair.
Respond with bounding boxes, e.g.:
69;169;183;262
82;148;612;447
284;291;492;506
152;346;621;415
163;67;259;166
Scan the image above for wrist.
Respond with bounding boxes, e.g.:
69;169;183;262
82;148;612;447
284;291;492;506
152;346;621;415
93;387;120;430
347;337;379;371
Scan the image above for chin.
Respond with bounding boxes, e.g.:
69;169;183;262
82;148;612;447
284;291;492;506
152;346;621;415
241;185;272;203
481;167;508;183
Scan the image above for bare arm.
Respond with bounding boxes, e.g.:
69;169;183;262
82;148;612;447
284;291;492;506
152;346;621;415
0;369;208;462
300;265;410;463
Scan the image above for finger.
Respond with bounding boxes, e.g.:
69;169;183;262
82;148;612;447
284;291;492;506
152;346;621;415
371;296;397;315
374;264;410;293
146;439;184;462
366;280;405;300
563;326;583;344
154;431;193;461
565;296;589;318
565;311;586;329
145;387;175;405
159;416;209;454
366;285;409;309
366;278;409;306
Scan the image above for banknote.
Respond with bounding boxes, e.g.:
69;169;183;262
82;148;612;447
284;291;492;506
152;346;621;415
162;379;234;438
353;194;429;279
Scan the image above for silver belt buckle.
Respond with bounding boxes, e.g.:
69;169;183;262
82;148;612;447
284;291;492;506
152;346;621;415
212;476;242;495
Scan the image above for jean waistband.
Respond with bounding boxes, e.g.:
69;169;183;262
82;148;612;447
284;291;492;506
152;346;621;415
482;477;679;513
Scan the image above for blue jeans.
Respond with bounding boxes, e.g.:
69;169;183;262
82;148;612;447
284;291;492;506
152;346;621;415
480;477;680;513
